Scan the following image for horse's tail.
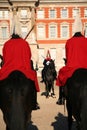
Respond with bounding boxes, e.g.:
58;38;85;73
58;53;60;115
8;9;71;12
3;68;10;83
80;83;87;130
10;94;25;130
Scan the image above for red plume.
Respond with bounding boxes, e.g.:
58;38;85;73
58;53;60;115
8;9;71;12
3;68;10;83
46;50;51;58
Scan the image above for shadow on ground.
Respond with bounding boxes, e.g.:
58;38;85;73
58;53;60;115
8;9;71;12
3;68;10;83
51;112;77;130
27;121;38;130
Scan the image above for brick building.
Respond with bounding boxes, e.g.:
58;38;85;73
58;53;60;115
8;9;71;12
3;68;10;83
0;0;87;76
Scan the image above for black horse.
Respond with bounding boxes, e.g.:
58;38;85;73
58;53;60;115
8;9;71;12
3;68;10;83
0;34;39;130
43;59;57;98
65;68;87;130
0;70;36;130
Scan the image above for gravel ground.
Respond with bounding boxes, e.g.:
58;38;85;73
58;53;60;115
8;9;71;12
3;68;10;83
0;78;77;130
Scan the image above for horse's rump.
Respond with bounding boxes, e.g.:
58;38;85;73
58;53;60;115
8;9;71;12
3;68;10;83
66;68;87;130
0;70;36;130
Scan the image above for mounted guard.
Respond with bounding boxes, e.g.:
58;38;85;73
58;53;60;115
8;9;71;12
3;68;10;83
0;2;40;109
56;14;87;130
40;50;57;97
40;50;57;83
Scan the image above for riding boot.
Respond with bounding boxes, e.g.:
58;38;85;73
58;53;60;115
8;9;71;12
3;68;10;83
52;69;57;80
56;86;64;105
40;69;45;83
32;89;40;110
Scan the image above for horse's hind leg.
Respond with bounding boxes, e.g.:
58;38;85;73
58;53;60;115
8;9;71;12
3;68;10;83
51;83;56;98
6;126;9;130
66;99;73;130
51;83;55;95
45;83;49;98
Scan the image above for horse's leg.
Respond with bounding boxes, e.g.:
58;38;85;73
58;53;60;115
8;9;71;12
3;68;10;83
66;99;73;130
45;82;49;98
51;82;55;95
51;82;56;98
6;126;9;130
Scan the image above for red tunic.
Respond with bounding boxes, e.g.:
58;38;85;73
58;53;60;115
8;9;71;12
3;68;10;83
56;36;87;86
0;38;40;92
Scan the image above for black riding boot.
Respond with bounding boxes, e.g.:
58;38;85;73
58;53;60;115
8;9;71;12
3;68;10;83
53;70;57;80
56;86;64;105
32;89;40;110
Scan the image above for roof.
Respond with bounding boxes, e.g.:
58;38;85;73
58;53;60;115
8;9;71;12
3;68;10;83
0;0;87;2
0;0;87;7
40;0;87;3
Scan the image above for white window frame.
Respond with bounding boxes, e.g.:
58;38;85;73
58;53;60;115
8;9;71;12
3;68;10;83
61;8;68;18
49;9;56;19
2;27;7;39
72;8;80;18
4;11;9;18
37;9;44;19
37;24;45;39
61;24;69;38
0;11;3;18
84;8;87;18
49;24;57;39
20;9;27;18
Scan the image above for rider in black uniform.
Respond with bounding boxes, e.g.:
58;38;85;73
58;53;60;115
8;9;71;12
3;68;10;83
40;50;57;83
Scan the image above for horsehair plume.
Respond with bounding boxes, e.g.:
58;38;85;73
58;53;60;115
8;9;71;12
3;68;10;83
46;50;51;58
73;13;83;33
11;8;21;37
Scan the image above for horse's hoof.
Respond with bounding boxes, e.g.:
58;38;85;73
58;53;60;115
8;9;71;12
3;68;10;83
51;93;55;95
46;96;49;99
51;93;56;98
46;95;49;98
56;99;64;105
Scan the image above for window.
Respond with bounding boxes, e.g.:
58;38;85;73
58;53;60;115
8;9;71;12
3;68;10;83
61;25;69;38
0;10;9;19
21;27;27;38
21;9;27;18
84;8;87;18
37;25;45;39
4;11;9;18
49;25;57;38
2;27;7;39
72;8;79;17
37;10;44;19
49;9;56;18
61;8;68;18
0;11;3;18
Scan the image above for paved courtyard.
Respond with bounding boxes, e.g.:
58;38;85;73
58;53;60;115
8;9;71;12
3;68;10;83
0;78;76;130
